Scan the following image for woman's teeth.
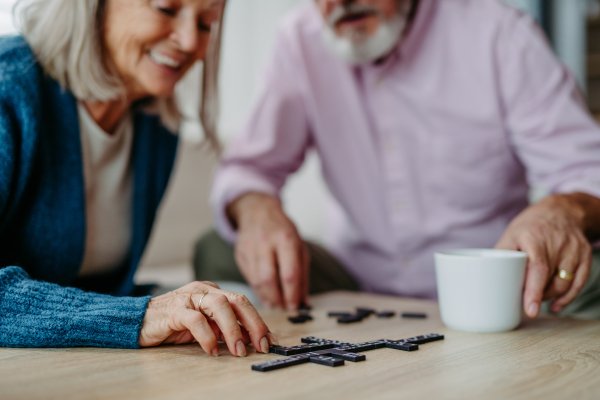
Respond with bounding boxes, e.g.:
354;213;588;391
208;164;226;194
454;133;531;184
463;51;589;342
149;50;182;68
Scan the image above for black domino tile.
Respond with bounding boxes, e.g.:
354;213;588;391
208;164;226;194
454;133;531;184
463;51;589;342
328;312;352;318
308;343;335;352
279;345;315;356
377;311;396;318
252;356;310;372
301;337;321;344
385;341;419;351
329;350;366;362
269;345;288;355
296;352;323;359
364;341;387;349
356;307;376;316
309;356;345;367
337;315;364;324
288;315;312;324
402;312;427;319
343;343;378;352
404;334;444;345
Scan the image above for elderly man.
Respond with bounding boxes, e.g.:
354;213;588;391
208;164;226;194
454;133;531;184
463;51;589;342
195;0;600;318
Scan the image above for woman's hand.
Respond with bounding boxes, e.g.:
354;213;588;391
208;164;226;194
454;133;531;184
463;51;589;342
139;281;279;357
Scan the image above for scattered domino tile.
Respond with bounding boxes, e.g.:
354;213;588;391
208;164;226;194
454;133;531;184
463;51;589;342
287;303;315;324
356;307;376;316
252;333;444;372
337;315;365;324
377;311;396;318
325;307;378;324
288;315;313;324
328;312;352;318
402;313;427;319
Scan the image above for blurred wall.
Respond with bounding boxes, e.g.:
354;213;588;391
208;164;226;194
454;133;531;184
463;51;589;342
218;0;329;243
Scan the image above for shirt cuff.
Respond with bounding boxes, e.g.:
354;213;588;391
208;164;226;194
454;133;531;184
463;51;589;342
553;180;600;201
210;166;279;243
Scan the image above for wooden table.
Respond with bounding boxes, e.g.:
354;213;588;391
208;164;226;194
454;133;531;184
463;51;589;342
1;291;599;400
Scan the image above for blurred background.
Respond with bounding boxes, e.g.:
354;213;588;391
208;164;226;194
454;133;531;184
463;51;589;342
1;0;599;288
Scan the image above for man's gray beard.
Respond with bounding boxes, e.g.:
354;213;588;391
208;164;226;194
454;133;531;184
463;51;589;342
321;6;409;65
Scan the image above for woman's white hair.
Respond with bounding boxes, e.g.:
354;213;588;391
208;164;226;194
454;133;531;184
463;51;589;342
13;0;222;149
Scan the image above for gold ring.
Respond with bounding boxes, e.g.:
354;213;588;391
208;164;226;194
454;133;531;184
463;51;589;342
558;270;575;282
197;293;208;315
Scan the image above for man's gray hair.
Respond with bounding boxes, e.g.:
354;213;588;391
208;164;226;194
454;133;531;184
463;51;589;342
13;0;222;149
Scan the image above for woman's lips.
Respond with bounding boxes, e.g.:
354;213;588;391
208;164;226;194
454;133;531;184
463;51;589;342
148;50;185;70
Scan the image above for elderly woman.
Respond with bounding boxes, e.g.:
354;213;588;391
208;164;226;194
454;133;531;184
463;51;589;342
0;0;278;357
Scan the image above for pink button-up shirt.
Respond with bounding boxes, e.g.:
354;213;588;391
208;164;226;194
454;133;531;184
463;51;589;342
212;0;600;299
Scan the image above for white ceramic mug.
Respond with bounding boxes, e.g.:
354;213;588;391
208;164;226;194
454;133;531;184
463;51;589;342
435;249;528;333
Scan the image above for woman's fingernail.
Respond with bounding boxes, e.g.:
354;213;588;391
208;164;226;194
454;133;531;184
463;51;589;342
236;340;247;357
266;332;279;346
211;348;220;357
260;336;270;354
527;302;539;317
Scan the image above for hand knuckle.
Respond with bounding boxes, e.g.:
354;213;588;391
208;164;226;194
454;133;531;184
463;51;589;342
277;230;296;244
201;281;219;289
554;281;570;294
281;270;299;285
529;261;548;274
189;281;205;291
257;273;277;287
231;293;251;306
212;294;230;308
175;295;191;309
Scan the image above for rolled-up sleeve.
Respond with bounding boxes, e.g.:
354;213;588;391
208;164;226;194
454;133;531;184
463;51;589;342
498;13;600;200
211;26;312;243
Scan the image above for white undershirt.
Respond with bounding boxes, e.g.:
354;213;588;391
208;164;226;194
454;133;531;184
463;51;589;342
77;103;134;277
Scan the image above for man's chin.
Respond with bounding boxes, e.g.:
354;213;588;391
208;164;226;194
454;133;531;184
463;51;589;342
321;22;404;65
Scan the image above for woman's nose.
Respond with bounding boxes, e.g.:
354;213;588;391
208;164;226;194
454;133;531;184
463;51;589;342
172;15;202;53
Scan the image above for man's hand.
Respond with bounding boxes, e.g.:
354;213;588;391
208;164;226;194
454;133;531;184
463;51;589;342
495;193;600;318
227;193;310;310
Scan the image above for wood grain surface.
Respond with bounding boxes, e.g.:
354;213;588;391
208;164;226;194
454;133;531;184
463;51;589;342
1;291;599;400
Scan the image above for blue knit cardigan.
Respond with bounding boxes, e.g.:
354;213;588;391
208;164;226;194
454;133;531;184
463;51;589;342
0;37;179;348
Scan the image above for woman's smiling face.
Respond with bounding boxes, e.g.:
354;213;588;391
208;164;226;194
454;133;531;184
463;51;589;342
103;0;224;100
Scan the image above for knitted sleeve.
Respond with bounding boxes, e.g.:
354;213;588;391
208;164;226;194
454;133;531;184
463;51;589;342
0;266;151;348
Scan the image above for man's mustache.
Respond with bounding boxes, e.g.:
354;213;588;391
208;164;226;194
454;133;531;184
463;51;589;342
327;3;382;27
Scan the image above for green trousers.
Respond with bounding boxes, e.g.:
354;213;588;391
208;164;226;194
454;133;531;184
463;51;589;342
193;230;360;294
193;229;600;319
